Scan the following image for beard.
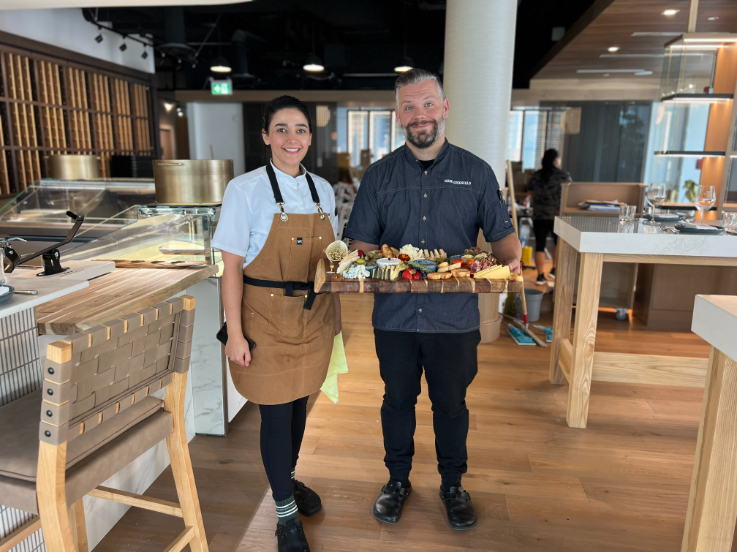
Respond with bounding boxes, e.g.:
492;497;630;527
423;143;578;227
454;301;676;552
403;116;445;149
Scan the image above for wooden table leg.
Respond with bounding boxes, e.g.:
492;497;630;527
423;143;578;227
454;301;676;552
549;240;577;384
682;347;737;552
566;252;603;428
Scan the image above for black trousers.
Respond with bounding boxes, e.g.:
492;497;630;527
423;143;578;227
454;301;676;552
533;219;557;253
374;328;480;485
258;396;309;501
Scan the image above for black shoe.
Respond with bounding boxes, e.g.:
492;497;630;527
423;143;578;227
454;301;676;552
292;479;322;517
439;485;477;530
275;518;310;552
373;479;411;524
549;267;556;279
535;273;547;284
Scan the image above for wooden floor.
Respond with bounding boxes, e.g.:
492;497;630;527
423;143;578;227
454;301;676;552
95;273;734;552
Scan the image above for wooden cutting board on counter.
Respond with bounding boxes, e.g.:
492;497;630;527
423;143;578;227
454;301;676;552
36;265;217;335
314;259;523;294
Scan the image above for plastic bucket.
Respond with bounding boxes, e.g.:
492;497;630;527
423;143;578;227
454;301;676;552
515;288;545;323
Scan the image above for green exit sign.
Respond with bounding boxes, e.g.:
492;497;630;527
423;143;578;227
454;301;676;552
211;79;233;95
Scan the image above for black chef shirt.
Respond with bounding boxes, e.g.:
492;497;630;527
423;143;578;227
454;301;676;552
345;140;515;333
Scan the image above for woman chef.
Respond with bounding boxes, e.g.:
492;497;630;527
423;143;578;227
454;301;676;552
212;95;341;552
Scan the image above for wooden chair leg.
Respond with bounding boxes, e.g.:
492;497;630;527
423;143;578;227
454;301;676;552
70;499;88;552
37;441;77;552
164;371;209;552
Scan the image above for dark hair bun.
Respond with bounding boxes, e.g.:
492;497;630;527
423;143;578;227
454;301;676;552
263;95;312;133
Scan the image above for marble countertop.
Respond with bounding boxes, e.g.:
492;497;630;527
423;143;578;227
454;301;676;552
554;216;737;257
692;295;737;361
0;273;88;320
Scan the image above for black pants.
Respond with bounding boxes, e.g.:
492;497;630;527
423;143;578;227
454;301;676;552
258;396;309;501
374;329;480;485
533;219;557;253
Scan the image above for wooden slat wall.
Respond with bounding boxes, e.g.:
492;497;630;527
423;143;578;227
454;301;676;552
0;48;155;196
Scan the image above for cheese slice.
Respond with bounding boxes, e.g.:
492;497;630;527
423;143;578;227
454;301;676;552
474;265;511;279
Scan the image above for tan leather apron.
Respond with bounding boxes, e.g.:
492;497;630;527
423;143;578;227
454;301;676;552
228;163;335;405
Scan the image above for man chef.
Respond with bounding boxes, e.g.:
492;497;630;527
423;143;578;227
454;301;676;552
345;68;522;530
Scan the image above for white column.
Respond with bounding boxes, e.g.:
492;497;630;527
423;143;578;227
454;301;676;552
444;0;518;343
444;0;517;179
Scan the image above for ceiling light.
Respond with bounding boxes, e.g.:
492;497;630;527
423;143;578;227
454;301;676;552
662;9;680;16
635;71;654;76
164;102;174;112
632;32;681;37
577;69;646;73
119;42;127;52
608;46;620;52
708;16;719;21
95;34;103;44
303;54;325;73
603;73;610;77
210;56;232;73
394;55;414;73
600;54;665;58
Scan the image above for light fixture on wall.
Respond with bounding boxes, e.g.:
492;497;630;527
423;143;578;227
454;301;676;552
210;56;232;73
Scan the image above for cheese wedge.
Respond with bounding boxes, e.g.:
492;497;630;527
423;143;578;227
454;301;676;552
473;265;511;279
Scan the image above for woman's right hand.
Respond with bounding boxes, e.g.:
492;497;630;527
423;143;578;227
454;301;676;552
225;336;251;367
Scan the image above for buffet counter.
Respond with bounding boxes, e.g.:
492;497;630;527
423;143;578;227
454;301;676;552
549;216;737;429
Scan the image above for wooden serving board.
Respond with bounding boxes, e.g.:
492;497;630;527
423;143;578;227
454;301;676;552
314;259;523;294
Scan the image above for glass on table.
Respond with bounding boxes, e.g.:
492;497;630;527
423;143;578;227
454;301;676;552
643;183;667;225
694;186;716;224
724;212;737;231
618;205;636;223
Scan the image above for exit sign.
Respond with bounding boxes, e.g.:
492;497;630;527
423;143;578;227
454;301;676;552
211;79;233;95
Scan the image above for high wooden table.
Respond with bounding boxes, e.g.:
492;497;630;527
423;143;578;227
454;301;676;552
682;295;737;552
550;216;737;428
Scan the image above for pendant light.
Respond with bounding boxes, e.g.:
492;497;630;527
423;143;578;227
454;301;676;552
394;55;414;73
210;22;232;74
303;25;324;73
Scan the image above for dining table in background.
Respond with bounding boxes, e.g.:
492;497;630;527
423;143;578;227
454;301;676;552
549;216;737;428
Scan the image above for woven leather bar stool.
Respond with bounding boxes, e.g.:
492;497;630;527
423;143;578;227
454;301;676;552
0;295;209;552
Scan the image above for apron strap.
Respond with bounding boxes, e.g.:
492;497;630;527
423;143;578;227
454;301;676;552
243;275;318;310
266;161;325;219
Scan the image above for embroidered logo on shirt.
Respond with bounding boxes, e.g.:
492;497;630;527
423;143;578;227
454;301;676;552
444;179;472;185
297;238;303;245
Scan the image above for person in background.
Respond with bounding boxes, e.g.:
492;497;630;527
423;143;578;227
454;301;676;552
526;148;571;284
212;95;341;552
346;68;521;531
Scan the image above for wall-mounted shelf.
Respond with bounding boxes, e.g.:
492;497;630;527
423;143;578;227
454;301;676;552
654;151;726;157
661;93;733;103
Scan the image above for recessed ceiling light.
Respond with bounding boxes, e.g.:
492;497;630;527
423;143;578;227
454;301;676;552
635;71;654;76
708;16;719;21
662;9;680;16
632;32;681;36
603;73;610;77
608;46;620;52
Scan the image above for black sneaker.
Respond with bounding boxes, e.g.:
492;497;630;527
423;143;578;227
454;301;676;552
292;479;322;516
535;273;547;285
275;518;310;552
549;267;556;279
373;479;411;524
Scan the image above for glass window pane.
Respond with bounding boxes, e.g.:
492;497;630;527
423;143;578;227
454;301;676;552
347;111;368;166
507;111;523;162
369;111;393;161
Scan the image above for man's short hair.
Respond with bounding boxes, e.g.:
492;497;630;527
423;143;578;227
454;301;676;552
395;68;446;108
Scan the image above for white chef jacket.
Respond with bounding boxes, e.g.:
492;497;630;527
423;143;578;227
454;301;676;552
212;161;338;267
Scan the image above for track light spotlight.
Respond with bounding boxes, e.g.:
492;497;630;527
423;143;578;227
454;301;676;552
119;42;127;52
95;34;103;43
141;50;148;60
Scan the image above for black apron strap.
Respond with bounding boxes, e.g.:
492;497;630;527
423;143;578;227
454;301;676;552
265;162;285;204
304;172;321;205
243;275;317;310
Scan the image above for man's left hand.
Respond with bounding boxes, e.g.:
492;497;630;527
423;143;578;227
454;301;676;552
506;258;521;274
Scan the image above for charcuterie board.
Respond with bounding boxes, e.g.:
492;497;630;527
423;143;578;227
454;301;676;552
314;259;523;294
